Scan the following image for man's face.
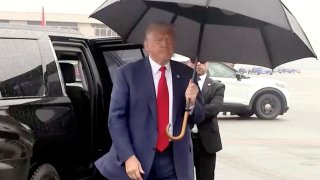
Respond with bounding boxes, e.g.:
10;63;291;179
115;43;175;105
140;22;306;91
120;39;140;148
144;27;175;65
188;60;208;76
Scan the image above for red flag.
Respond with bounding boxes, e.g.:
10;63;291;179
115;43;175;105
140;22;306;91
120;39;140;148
41;6;46;27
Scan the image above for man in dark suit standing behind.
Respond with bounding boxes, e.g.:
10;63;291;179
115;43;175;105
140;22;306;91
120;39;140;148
188;59;225;180
94;22;205;180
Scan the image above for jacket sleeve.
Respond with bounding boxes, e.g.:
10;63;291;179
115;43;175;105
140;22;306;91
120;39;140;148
204;82;225;119
108;68;135;164
189;89;205;124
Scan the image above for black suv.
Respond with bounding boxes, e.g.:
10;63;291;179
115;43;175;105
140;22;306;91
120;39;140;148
0;24;145;180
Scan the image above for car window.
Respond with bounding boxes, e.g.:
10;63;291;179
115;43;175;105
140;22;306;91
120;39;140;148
58;60;85;88
103;49;144;81
55;49;89;91
0;39;45;98
208;62;236;78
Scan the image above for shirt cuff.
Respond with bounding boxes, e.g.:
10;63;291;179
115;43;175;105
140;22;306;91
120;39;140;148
187;104;195;115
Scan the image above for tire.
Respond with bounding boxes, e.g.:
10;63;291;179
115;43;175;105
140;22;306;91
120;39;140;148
254;94;282;119
29;164;60;180
237;111;254;118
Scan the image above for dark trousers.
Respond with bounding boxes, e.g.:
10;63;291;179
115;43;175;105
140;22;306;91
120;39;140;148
192;134;216;180
147;143;178;180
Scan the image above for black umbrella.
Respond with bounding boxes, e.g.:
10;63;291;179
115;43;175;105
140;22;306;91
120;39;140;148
90;0;317;140
90;0;317;69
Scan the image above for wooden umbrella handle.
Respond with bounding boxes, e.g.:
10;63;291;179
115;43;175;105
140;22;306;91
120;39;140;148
165;111;189;140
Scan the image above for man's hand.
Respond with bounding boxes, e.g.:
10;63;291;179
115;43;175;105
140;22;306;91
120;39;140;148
185;80;199;106
125;155;145;180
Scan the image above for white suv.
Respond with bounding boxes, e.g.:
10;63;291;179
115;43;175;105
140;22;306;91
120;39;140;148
208;62;289;119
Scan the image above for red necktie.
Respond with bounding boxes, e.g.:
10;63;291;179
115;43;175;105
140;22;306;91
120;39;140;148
156;66;169;152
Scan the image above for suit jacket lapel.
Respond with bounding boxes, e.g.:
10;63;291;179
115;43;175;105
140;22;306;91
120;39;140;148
170;61;182;127
141;57;157;122
201;76;211;99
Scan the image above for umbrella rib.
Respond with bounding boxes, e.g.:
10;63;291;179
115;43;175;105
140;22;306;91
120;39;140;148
281;3;316;57
260;28;273;68
278;2;293;32
170;14;178;24
124;6;151;41
196;23;205;59
196;5;210;59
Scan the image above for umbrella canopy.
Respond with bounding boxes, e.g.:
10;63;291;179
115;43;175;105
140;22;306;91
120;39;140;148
90;0;317;68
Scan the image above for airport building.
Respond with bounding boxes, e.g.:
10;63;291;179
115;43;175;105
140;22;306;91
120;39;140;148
0;11;118;37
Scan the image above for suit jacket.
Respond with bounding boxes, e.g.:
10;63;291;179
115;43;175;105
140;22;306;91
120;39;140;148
197;76;225;154
95;58;205;180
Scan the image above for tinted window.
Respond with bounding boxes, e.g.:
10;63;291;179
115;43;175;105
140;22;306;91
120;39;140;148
103;49;143;81
0;39;44;98
208;62;236;78
59;60;86;88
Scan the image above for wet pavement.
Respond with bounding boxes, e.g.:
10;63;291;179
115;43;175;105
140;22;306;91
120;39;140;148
215;73;320;180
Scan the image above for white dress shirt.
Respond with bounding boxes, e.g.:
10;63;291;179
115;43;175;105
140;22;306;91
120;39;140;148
191;73;207;133
149;57;173;136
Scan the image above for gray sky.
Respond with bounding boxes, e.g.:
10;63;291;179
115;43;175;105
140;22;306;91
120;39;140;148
1;0;319;69
0;0;104;15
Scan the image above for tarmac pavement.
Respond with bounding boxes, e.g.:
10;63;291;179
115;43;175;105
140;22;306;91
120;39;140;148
215;72;320;180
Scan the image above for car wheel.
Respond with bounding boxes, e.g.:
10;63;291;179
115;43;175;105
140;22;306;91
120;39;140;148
29;163;60;180
237;111;254;118
254;94;281;119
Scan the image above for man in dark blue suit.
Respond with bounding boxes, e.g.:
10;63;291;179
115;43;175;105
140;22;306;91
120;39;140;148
95;22;205;180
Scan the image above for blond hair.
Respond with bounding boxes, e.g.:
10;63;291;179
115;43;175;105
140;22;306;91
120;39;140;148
145;21;175;40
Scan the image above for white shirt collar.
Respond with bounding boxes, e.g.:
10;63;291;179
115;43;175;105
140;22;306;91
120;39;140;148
199;73;207;81
149;56;171;75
